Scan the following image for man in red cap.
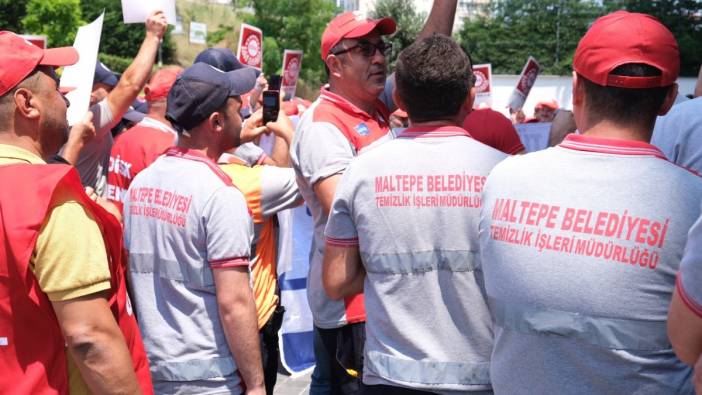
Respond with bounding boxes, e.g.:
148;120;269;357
105;66;183;210
290;2;458;393
0;31;152;394
478;11;702;393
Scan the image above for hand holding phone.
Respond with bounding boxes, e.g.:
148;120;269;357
262;90;280;124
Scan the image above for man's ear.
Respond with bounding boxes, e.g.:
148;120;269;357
464;86;476;112
13;88;40;120
208;112;223;134
572;72;585;107
658;83;678;116
325;55;343;79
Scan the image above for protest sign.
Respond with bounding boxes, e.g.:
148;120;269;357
515;122;551;153
237;23;263;69
19;35;46;49
189;22;207;45
281;50;303;99
507;56;541;111
59;13;104;126
121;0;176;25
472;63;492;108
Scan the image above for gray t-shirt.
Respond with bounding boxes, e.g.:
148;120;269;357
124;147;252;391
479;134;702;394
677;203;702;318
325;125;505;393
234;142;267;167
70;99;118;193
290;86;394;329
651;97;702;175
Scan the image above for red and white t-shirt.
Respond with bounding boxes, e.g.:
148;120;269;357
105;117;178;209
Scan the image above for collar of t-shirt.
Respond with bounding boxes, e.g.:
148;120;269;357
138;117;178;136
559;134;666;159
319;88;390;126
165;147;234;186
0;144;45;164
398;125;473;139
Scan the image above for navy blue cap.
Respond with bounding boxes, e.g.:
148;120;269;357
94;61;119;87
194;47;245;72
166;62;258;132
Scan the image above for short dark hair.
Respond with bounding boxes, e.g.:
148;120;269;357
580;64;672;131
395;33;473;123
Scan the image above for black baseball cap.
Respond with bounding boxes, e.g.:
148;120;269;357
194;47;246;72
166;62;258;132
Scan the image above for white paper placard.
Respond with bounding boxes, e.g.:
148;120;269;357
59;13;104;126
121;0;176;25
189;22;207;45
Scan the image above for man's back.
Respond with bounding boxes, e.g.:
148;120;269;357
651;97;702;175
326;125;507;392
124;147;252;391
479;134;702;394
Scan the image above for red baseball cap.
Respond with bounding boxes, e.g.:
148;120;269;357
320;11;396;60
0;31;78;96
145;66;183;102
573;11;679;89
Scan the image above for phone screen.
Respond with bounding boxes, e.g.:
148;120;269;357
263;94;278;107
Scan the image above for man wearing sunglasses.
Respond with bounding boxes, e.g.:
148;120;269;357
290;2;457;393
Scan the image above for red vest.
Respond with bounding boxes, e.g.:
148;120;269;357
0;163;153;394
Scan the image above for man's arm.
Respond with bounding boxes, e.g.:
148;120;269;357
62;111;96;165
668;286;702;365
417;0;458;39
695;64;702;98
323;244;365;300
105;11;167;120
52;293;141;394
314;174;342;216
213;267;265;395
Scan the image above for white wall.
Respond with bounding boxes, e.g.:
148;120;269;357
488;75;698;117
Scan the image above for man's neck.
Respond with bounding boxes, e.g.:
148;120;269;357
145;111;171;128
177;135;221;162
0;131;45;160
328;84;377;115
579;119;653;143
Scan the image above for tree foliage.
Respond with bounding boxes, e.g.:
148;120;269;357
458;0;603;75
21;0;84;47
0;0;29;32
370;0;426;71
458;0;702;76
81;0;176;73
244;0;337;87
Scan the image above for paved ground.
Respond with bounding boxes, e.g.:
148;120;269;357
274;371;312;395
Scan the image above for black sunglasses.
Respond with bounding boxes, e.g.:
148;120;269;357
331;40;393;58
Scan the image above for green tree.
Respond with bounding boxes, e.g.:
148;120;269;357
81;0;176;73
244;0;337;87
458;0;606;75
612;0;702;76
21;0;84;47
370;0;426;70
0;0;29;32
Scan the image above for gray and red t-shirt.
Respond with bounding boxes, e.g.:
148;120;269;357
123;147;252;391
677;204;702;319
105;117;178;210
290;87;393;329
479;134;702;394
325;125;506;393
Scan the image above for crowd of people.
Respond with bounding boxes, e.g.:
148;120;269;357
1;1;702;394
